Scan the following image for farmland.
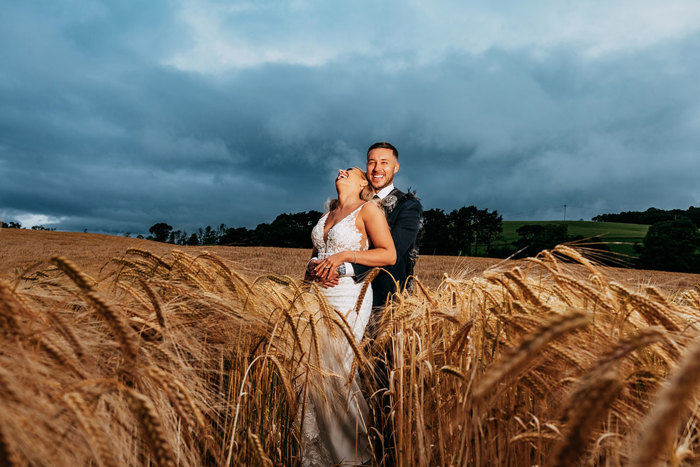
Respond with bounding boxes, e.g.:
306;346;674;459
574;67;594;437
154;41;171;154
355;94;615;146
493;220;649;256
1;228;700;466
0;228;695;291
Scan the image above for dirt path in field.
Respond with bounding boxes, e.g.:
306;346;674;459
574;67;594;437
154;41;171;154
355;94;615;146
1;228;698;291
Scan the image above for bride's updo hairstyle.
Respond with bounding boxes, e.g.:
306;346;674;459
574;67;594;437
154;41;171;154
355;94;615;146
327;167;376;211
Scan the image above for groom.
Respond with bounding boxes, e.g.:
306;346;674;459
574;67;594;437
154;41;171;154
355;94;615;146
315;141;423;465
349;141;422;307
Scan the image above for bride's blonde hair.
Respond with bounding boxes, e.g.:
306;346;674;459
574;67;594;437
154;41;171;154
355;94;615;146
326;167;376;211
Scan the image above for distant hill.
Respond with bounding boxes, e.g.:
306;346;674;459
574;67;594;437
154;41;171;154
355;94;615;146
494;220;649;256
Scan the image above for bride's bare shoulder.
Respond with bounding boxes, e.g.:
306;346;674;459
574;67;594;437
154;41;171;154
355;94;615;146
360;201;383;217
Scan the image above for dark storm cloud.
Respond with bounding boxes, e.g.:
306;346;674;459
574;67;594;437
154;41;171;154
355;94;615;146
1;1;699;234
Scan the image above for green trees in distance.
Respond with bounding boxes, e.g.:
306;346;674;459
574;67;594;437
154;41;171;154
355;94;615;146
148;222;173;243
419;207;503;256
1;221;22;228
142;206;700;274
145;207;505;255
512;224;569;257
146;212;324;248
593;206;700;227
639;218;700;273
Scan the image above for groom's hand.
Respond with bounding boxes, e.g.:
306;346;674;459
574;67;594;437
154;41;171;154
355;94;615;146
317;273;340;288
307;259;339;287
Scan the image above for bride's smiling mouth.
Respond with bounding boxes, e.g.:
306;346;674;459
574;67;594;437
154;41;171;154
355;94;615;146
336;167;355;181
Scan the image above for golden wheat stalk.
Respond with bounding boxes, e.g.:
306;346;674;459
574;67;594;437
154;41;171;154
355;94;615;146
63;392;118;467
554;273;614;312
50;256;96;291
473;312;590;401
629;334;700;467
354;267;381;314
126;389;177;467
138;279;165;328
36;337;87;379
609;282;680;332
146;366;206;433
47;309;85;358
248;428;273;467
85;291;139;362
551;370;622;467
504;270;543;307
0;280;24;335
125;248;172;271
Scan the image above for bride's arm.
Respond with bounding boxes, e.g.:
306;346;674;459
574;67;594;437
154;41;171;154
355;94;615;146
314;203;396;280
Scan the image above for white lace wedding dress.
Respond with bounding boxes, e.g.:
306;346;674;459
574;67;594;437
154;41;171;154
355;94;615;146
302;203;373;466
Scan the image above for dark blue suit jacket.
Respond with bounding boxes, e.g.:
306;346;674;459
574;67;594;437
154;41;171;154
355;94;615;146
353;188;423;308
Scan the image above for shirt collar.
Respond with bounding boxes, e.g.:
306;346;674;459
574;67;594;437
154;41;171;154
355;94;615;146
376;184;395;200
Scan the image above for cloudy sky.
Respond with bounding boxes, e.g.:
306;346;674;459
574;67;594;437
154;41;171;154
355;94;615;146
1;1;699;234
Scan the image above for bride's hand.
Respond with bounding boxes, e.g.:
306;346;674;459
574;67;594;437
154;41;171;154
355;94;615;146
313;251;351;281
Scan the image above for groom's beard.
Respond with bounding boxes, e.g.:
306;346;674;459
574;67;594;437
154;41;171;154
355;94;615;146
369;176;394;191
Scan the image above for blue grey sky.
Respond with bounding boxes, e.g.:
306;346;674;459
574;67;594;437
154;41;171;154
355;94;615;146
1;1;699;234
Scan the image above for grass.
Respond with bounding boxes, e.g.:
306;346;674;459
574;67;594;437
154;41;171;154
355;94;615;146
1;231;700;466
501;220;649;242
487;220;650;256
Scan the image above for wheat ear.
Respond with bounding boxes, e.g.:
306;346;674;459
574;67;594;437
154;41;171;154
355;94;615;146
248;428;273;467
0;280;25;334
308;313;322;366
610;282;680;332
146;366;206;432
550;370;622;467
504;270;543;307
86;291;139;362
126;390;177;467
473;312;589;400
125;248;172;271
138;279;165;328
268;356;296;410
50;257;139;361
49;310;85;358
282;307;305;359
354;267;381;313
629;335;700;467
63;392;118;467
50;256;96;291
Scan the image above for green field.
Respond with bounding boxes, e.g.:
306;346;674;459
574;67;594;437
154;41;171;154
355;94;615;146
488;221;649;256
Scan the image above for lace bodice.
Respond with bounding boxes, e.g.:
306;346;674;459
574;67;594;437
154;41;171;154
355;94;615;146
311;203;369;259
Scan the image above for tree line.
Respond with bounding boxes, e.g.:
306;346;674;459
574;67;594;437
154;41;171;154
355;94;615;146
142;206;508;258
2;221;55;230
6;204;698;273
143;211;325;248
594;207;700;273
593;206;700;227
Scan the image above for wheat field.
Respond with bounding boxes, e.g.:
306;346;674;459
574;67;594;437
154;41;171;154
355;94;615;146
1;230;700;466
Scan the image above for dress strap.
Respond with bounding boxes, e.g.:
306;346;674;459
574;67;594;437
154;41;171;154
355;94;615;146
349;202;367;218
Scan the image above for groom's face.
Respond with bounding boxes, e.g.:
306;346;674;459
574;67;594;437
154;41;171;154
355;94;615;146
366;148;399;191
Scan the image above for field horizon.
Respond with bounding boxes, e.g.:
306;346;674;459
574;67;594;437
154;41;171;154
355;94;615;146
1;227;696;292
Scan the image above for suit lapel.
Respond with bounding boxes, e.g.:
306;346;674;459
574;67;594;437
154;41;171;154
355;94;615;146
381;188;403;219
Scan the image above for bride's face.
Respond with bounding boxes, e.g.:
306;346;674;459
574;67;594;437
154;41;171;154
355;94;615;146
335;167;368;195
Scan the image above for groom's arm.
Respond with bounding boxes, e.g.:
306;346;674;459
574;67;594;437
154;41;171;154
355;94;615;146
352;198;422;282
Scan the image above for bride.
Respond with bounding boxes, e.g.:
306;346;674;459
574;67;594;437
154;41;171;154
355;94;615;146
302;167;396;466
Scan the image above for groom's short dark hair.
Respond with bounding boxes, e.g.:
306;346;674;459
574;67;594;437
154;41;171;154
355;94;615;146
367;142;398;159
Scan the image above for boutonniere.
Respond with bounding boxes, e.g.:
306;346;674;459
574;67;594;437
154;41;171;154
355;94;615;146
382;194;398;212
